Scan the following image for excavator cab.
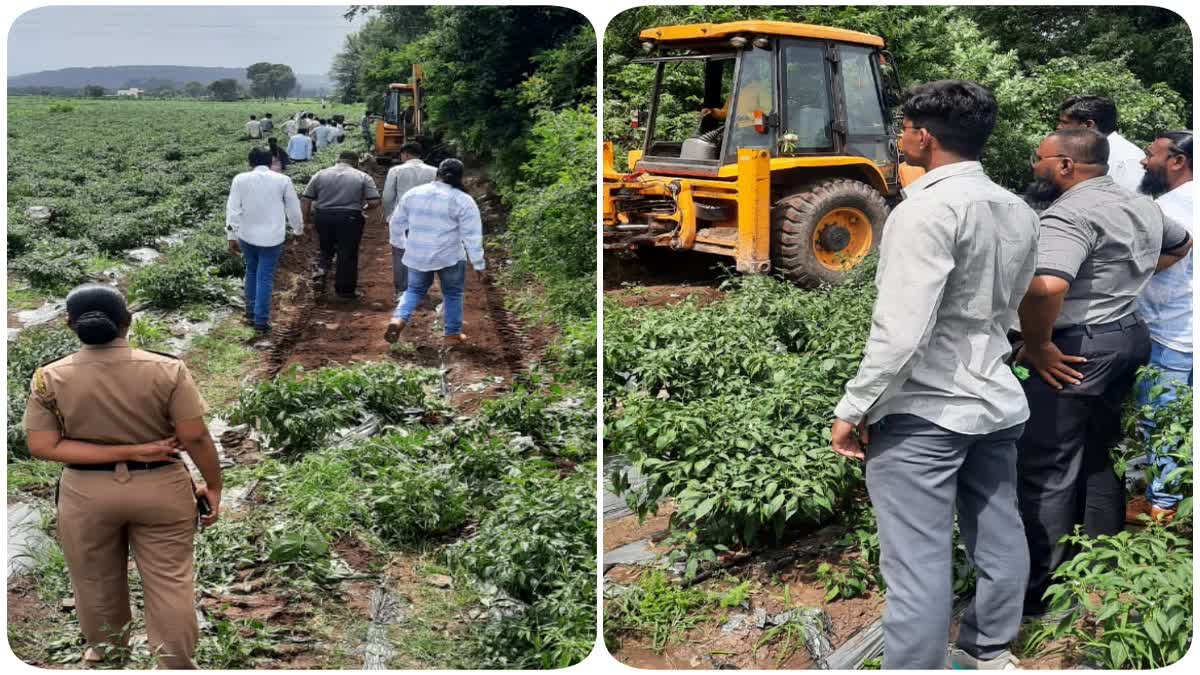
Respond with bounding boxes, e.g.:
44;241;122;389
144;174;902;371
605;21;920;285
375;64;425;164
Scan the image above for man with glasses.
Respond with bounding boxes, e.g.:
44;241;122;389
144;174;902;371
832;80;1038;669
1126;131;1194;524
1056;95;1146;193
1016;127;1192;622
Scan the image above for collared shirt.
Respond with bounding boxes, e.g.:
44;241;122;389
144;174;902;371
1108;132;1147;193
392;181;486;272
245;120;262;138
23;338;209;444
284;119;299;137
225;165;304;246
260;118;274;133
835;161;1039;435
287;133;313;161
314;125;337;149
303;162;380;212
1137;181;1193;352
1035;176;1190;329
383;158;438;233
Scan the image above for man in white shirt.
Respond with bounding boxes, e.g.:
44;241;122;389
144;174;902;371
313;120;337;151
382;142;438;297
1128;130;1194;524
1057;95;1146;192
225;147;303;333
244;115;262;140
283;116;299;137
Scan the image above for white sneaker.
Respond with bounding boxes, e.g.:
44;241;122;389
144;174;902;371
948;648;1020;670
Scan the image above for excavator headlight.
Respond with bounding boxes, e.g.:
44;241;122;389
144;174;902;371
752;37;770;49
729;36;748;49
642;41;655;52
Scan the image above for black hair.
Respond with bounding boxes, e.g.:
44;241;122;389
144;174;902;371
265;113;272;118
1059;95;1118;135
1047;128;1110;166
400;142;423;157
66;283;130;345
249;146;272;167
267;136;279;146
250;114;257;120
437;158;466;191
900;80;997;159
338;150;359;164
1161;130;1194;169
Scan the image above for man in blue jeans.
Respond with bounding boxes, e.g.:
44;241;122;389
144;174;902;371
383;158;485;347
225;147;303;335
1128;130;1194;524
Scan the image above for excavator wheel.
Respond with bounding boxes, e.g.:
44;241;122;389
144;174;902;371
770;178;889;287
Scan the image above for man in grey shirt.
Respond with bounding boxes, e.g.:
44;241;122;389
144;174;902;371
832;80;1039;670
301;151;382;301
1016;128;1192;619
382;142;438;297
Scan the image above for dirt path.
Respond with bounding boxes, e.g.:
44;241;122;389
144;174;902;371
262;168;547;411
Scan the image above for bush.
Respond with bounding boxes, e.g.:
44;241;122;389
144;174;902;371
480;378;595;460
11;237;97;293
369;461;472;545
48;102;74;113
183;230;244;277
127;254;226;309
7;323;79;459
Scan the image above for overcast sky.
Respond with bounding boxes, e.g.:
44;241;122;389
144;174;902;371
7;5;369;76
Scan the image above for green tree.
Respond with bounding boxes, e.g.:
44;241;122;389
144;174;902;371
267;64;297;100
183;81;207;98
207;78;239;102
81;84;106;98
247;61;274;99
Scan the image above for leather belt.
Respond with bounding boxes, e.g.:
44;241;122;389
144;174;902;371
1053;314;1142;339
67;461;175;472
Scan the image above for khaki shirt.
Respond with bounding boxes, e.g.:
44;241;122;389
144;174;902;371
23;338;208;444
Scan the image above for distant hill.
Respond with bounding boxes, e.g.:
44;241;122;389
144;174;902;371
8;65;334;96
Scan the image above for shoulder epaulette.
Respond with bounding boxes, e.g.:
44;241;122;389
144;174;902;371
141;349;180;360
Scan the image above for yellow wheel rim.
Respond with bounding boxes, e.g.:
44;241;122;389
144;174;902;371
812;207;873;271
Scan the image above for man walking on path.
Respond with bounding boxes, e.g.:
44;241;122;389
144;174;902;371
831;80;1039;670
225;147;303;335
382;142;438;297
1057;95;1146;193
284;115;299;137
1016;128;1191;620
302;151;382;301
244;114;262;140
260;113;274;135
361;112;376;151
1126;130;1194;524
384;158;485;347
287;126;314;162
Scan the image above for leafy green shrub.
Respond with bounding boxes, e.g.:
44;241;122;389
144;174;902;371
480;378;594;459
183;230;244;277
47;102;74;113
11;237;96;292
446;462;596;668
604;569;713;652
229;362;444;458
127;254;227;309
6;217;34;258
548;314;597;382
606;272;876;568
6;323;79;459
90;216;163;253
369;461;471;545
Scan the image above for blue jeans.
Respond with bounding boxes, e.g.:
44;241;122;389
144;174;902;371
241;240;284;328
393;261;466;336
1137;342;1193;509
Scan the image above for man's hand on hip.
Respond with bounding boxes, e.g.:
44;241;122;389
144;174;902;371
831;418;868;461
1016;342;1087;390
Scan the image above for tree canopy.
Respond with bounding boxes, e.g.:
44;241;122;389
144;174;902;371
247;62;298;100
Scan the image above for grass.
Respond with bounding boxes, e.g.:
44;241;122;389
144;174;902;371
386;565;476;670
6;282;48;311
84;253;124;277
183;318;257;410
6;460;61;495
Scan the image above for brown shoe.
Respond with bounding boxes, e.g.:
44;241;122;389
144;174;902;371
443;334;468;347
1126;496;1153;525
384;320;406;343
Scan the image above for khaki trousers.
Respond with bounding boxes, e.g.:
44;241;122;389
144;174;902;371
57;462;198;669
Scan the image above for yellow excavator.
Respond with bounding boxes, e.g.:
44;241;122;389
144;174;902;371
374;64;425;164
603;21;923;285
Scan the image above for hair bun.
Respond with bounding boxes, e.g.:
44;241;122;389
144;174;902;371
75;310;119;345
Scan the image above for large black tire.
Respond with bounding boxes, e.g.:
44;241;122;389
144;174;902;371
770;178;889;287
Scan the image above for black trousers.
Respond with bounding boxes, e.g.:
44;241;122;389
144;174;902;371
313;210;365;296
1017;315;1150;614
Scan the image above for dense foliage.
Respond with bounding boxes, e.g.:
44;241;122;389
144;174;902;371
606;264;877;570
6;323;80;459
604;6;1189;189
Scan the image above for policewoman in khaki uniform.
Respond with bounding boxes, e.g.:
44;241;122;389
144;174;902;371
22;284;224;669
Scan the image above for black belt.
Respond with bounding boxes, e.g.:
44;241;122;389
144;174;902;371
1053;314;1142;339
67;461;176;472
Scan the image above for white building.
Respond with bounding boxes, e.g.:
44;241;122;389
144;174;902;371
116;88;143;98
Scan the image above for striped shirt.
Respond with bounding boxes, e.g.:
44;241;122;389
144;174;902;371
391;181;485;272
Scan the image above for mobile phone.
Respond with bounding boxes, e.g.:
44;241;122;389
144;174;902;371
197;494;212;516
